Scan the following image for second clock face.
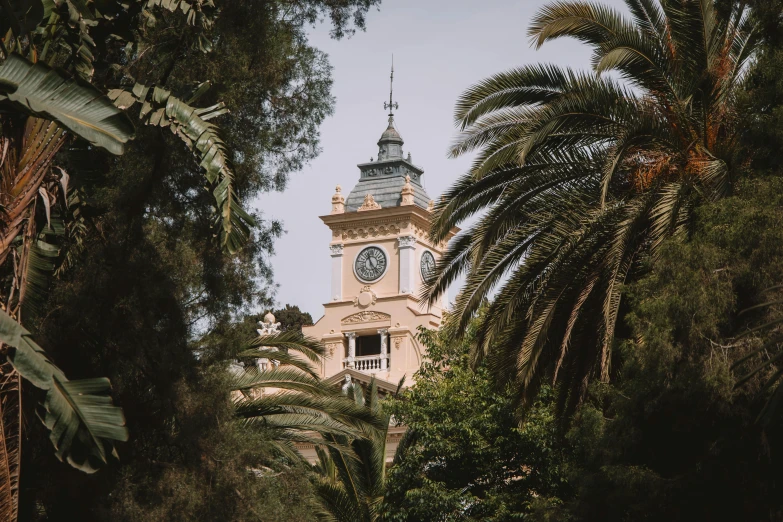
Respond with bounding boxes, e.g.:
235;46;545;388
421;250;436;282
355;246;387;282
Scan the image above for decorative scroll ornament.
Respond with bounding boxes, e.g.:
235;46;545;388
341;311;391;325
358;193;381;211
325;342;341;357
329;244;344;255
257;312;281;336
353;285;377;307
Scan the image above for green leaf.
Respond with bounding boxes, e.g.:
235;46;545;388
0;309;128;472
112;83;255;253
0;54;134;155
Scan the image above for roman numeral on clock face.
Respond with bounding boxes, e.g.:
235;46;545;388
421;251;436;282
355;246;387;282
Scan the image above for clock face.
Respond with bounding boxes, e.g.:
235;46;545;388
420;251;436;282
355;246;387;282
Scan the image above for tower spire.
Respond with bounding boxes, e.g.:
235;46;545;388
383;56;398;120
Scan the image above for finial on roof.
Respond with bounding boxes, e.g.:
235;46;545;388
358;193;381;212
383;55;399;120
331;185;345;214
257;311;281;336
401;174;415;206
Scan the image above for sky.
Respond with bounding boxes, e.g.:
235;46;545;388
256;0;627;320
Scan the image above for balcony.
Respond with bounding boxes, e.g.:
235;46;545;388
343;354;389;373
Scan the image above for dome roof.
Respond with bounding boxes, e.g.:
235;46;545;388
378;120;403;144
345;168;431;211
343;113;431;212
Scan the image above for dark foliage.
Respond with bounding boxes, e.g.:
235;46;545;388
273;304;314;332
536;178;783;521
19;0;381;519
384;323;569;521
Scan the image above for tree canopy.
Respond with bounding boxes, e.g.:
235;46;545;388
10;0;783;520
426;0;760;416
14;0;382;519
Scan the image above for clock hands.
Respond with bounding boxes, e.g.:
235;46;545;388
355;246;387;282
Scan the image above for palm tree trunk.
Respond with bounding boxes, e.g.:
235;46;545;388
0;117;66;522
0;365;21;521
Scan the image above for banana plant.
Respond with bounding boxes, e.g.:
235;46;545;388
0;53;134;520
108;82;255;254
0;1;256;519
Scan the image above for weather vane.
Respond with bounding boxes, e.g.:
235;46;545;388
384;55;398;118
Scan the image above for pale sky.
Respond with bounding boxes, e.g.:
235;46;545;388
256;0;626;319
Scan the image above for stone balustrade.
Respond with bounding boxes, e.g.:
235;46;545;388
344;354;389;372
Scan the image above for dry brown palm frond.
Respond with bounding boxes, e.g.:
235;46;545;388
0;363;22;520
0;119;65;267
0;364;21;522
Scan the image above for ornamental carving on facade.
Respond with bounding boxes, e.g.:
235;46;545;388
398;235;416;248
329;244;344;255
341;311;391;325
353;285;377;307
333;222;402;241
357;193;381;212
361;165;414;179
325;342;342;357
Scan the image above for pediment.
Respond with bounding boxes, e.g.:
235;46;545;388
341;311;391;325
324;368;401;394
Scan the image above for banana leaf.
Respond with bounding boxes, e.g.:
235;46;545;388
0;54;134;155
0;309;128;472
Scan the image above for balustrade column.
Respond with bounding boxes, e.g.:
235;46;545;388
345;332;356;368
378;329;389;370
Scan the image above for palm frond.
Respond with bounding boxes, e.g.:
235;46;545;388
733;286;783;424
244;331;325;362
431;0;756;418
312;378;395;522
528;1;629;49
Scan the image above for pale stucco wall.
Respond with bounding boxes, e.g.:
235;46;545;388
302;204;453;386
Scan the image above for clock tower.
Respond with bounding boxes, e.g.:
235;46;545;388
302;86;455;391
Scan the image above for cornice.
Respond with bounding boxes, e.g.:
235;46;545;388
320;204;432;225
323;293;441;314
321;206;458;249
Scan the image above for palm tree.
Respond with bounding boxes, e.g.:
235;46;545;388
229;332;386;462
311;379;413;522
425;0;758;414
